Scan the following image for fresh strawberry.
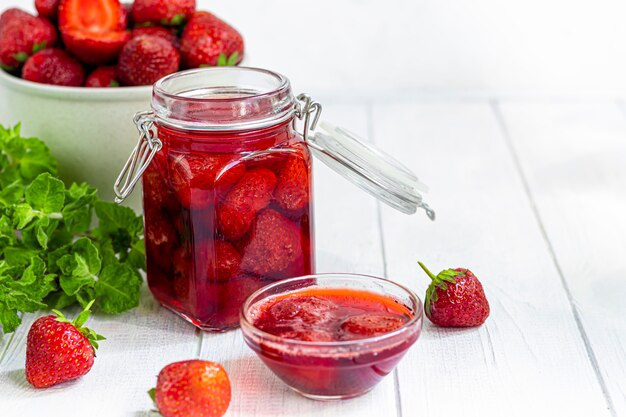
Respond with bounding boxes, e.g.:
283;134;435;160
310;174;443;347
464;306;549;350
25;301;105;388
151;360;231;417
116;35;180;86
180;11;243;68
85;66;120;87
132;26;179;48
217;169;277;241
132;0;195;26
0;8;29;29
169;153;245;209
0;10;57;70
418;262;490;327
35;0;61;20
340;313;407;338
63;29;130;65
273;155;311;214
22;48;85;86
240;209;302;276
58;0;129;65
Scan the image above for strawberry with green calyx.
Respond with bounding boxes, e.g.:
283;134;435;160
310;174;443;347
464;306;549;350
418;261;490;328
26;300;106;388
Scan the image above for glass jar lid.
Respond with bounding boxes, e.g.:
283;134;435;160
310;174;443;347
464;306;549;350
307;121;435;219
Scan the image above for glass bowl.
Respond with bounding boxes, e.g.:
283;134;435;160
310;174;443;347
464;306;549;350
240;274;423;401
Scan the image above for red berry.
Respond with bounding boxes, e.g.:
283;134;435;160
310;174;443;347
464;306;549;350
0;9;57;70
266;296;335;328
216;169;277;241
154;360;231;417
22;49;84;86
132;0;195;26
168;153;245;209
131;26;179;48
240;209;303;276
85;66;119;87
63;29;130;66
180;11;243;68
58;0;129;65
145;208;178;272
117;35;180;86
25;302;104;388
340;313;407;339
35;0;61;20
273;155;311;214
418;262;490;327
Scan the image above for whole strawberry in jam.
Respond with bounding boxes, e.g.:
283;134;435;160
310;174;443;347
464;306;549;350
217;169;277;240
22;48;85;86
151;360;231;417
26;301;105;388
273;154;311;214
0;9;57;71
418;261;489;327
180;11;243;68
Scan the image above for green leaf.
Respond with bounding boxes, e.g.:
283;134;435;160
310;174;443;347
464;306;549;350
13;203;41;229
58;238;102;296
148;388;156;403
94;201;143;237
0;179;24;207
32;41;47;54
0;304;21;333
13;52;28;63
95;263;142;313
127;239;146;271
0;215;17;248
167;13;186;26
217;53;227;67
109;80;120;88
44;291;76;310
25;173;65;214
227;51;240;66
63;183;97;234
3;247;39;269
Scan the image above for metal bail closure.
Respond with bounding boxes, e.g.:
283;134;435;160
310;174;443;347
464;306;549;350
113;111;162;204
296;95;434;219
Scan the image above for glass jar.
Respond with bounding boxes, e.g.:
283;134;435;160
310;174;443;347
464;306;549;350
115;67;434;332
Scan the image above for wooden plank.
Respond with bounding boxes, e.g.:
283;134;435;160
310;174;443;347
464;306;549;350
0;286;199;416
496;100;626;416
373;101;611;417
199;103;398;417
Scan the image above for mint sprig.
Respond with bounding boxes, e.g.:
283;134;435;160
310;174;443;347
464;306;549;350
0;124;145;333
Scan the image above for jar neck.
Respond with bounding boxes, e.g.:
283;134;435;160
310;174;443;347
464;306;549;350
156;118;298;153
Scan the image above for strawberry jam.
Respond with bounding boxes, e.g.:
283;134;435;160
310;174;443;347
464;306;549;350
141;68;315;331
241;275;423;400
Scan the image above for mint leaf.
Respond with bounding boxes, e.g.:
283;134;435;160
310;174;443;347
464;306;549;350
0;215;17;248
0;304;21;333
58;238;101;296
95;263;142;313
63;183;97;234
25;173;65;214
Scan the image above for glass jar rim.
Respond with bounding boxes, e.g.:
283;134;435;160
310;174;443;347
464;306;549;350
151;67;295;132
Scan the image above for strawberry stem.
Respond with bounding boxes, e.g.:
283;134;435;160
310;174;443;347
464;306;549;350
418;261;438;282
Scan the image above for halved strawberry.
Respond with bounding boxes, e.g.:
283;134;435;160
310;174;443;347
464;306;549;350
58;0;129;65
63;29;130;65
216;169;277;241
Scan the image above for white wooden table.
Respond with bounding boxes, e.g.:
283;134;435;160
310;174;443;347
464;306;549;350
1;98;625;417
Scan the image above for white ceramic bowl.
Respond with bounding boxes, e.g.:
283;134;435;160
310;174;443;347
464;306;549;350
0;70;152;212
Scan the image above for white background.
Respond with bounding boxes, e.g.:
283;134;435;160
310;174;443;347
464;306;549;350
3;0;626;98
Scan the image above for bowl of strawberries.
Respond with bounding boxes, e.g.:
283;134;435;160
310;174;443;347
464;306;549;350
0;0;244;210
